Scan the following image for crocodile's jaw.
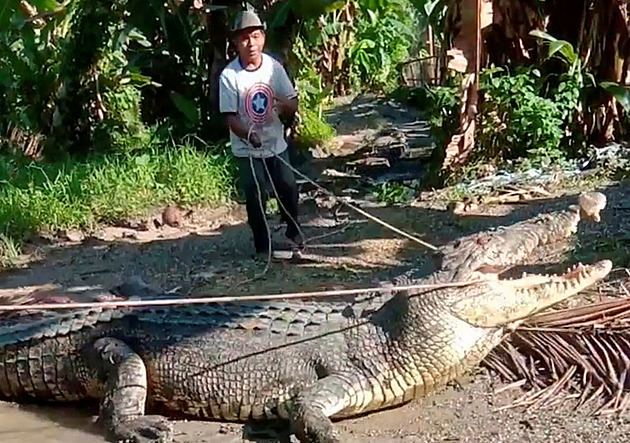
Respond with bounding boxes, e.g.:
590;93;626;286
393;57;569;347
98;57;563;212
449;259;613;328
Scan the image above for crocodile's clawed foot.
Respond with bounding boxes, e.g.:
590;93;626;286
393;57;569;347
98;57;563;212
293;420;341;443
84;337;172;443
109;415;173;443
290;390;344;443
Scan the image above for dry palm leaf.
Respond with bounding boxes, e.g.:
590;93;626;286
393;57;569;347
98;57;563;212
484;278;630;415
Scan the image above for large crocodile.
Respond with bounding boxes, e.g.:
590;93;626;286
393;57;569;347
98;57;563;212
0;192;612;443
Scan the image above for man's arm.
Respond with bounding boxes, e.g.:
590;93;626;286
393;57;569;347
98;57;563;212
219;69;261;148
225;113;261;147
275;96;298;120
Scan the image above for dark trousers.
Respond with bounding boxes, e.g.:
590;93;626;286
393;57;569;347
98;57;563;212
237;149;300;253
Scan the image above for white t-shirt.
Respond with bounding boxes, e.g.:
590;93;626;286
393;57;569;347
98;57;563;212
219;53;297;158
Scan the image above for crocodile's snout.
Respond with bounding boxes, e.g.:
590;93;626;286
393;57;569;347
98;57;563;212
509;259;612;294
551;259;612;284
578;191;607;222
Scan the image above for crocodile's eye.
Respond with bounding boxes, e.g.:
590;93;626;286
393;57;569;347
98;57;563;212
314;363;329;379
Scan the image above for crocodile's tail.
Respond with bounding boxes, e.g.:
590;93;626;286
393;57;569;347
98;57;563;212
0;276;174;345
0;283;127;321
0;274;172;319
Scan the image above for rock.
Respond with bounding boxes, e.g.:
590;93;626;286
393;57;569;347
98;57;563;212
448;197;480;215
191;270;217;281
114;219;151;231
162;205;183;227
308;144;331;159
347;157;391;168
111;275;165;299
60;229;85;243
122;231;140;240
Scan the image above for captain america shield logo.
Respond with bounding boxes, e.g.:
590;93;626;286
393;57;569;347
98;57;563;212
245;83;274;126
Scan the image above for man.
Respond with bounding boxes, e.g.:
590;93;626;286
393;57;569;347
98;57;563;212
219;10;303;258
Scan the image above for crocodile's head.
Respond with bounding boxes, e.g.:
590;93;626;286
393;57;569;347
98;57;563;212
439;192;608;282
398;258;612;401
447;259;613;328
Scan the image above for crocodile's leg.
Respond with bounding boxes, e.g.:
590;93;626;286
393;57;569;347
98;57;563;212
289;373;362;443
85;337;173;443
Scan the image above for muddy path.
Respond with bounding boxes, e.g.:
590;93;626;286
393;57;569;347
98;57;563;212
3;372;630;443
1;94;630;442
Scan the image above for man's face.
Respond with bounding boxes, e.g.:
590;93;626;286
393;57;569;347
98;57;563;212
236;28;265;63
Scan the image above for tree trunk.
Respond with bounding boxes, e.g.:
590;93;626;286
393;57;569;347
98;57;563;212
441;0;491;171
208;8;229;115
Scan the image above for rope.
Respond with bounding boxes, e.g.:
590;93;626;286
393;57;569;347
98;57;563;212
243;123;438;263
231;124;304;290
261;156;308;247
0;279;484;311
228;126;275;290
245;155;272;273
271;152;439;251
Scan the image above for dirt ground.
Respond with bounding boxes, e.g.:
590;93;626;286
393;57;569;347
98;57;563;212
1;95;630;442
4;371;630;443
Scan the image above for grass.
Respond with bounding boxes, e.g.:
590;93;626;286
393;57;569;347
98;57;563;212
0;141;237;255
371;182;416;205
0;233;21;267
293;105;337;154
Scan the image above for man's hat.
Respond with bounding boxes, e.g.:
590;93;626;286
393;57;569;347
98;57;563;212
232;10;265;33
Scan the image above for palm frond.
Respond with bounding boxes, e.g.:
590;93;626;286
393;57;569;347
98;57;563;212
484;276;630;415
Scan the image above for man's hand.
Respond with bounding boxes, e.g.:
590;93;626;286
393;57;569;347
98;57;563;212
248;131;262;148
226;113;262;148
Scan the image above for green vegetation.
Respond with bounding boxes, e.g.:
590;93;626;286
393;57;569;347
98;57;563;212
371;181;416;205
476;66;570;167
0;0;421;159
474;31;596;168
396;28;630;186
0;0;429;263
0;143;236;244
290;0;417;95
394;82;460;155
3;0;630;265
288;0;419;150
0;233;21;268
0;0;223;156
349;0;417;92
